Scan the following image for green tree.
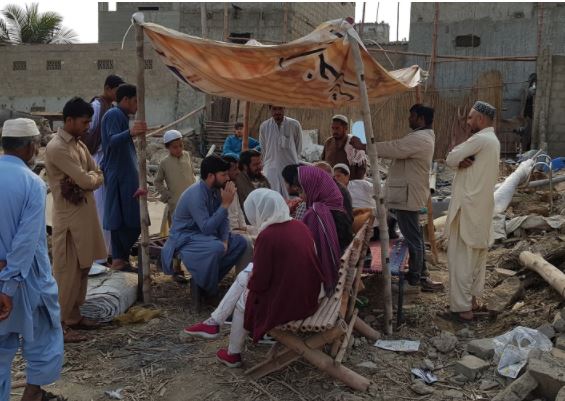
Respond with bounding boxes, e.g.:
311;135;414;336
0;3;77;45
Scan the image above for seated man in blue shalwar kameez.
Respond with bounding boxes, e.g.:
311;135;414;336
0;118;64;401
162;155;248;297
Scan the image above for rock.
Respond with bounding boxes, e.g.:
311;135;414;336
484;276;524;313
443;389;465;399
420;358;434;371
553;312;565;333
537;323;556;340
479;379;499;391
557;386;565;401
467;338;496;360
410;380;434;395
449;374;468;385
527;351;565;400
356;361;378;369
457;327;475;339
430;331;458;353
556;335;565;351
427;347;438;359
552;347;565;361
492;372;538;401
454;355;490;380
495;267;517;278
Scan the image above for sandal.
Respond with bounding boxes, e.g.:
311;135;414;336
63;328;87;343
68;317;102;331
173;272;189;284
41;390;68;401
110;263;137;273
437;310;476;324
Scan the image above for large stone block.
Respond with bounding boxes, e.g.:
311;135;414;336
528;351;565;400
454;355;490;380
467;338;495;360
492;372;538;401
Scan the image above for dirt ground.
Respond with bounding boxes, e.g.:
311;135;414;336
9;238;564;401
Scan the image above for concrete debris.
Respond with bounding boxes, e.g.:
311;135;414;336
553;311;565;333
448;374;468;385
420;358;435;371
556;335;565;351
456;327;475;339
430;331;458;354
356;361;378;369
485;276;524;313
409;379;435;395
479;379;499;391
536;323;556;340
527;350;565;400
557;386;565;401
467;338;496;360
491;372;538;401
442;389;465;399
454;355;490;380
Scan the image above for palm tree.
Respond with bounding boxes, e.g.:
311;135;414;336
0;3;78;45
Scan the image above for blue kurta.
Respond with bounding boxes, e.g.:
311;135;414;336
161;181;247;294
0;155;63;397
222;134;260;157
100;107;140;231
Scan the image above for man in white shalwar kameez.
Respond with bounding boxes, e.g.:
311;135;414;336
444;101;500;322
259;106;302;198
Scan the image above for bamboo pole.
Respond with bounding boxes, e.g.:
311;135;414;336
135;19;151;303
347;30;393;335
223;3;229;42
376;2;380;22
242;101;250;151
201;3;212;120
430;3;439;89
146;105;206;137
359;2;366;40
396;2;400;41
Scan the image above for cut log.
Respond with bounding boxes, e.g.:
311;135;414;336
520;251;565;298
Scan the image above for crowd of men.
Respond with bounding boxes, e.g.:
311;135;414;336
0;69;500;397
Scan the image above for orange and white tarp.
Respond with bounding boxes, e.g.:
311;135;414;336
135;15;424;109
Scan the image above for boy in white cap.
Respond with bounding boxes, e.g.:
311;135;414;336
0;119;65;401
443;101;500;322
154;130;196;282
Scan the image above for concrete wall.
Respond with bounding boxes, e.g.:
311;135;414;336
359;22;390;44
0;43;201;128
289;2;355;41
408;3;565;119
548;55;565;156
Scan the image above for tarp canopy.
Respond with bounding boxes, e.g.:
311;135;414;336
135;15;424;109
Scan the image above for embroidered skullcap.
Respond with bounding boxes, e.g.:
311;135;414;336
1;118;40;138
333;163;350;175
472;101;496;119
332;114;349;125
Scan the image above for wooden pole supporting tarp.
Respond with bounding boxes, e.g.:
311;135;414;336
147;105;206;137
348;31;393;335
242;101;250;151
134;16;151;303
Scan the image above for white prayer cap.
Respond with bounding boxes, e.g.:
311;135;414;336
333;163;350;175
2;118;40;138
163;129;182;144
332;114;349;125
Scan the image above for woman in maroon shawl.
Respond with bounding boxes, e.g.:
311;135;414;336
182;188;323;368
298;165;353;293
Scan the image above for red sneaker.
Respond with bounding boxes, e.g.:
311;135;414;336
183;322;220;339
216;348;242;368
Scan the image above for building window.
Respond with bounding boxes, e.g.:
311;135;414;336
13;61;26;71
229;32;251;44
97;59;114;70
144;59;153;70
455;35;480;48
138;6;159;11
46;60;62;70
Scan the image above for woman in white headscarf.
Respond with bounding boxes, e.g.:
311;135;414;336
183;189;324;368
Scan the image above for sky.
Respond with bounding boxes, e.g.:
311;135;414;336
0;1;411;43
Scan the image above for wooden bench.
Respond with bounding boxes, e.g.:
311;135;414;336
245;219;380;391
